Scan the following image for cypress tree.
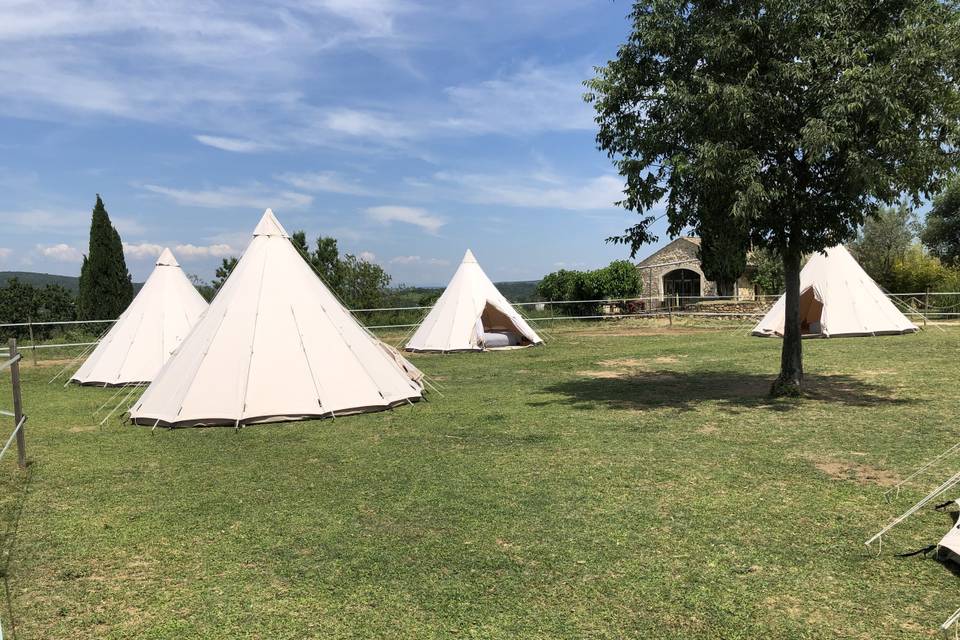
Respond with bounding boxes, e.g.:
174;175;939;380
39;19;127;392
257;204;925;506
77;195;134;320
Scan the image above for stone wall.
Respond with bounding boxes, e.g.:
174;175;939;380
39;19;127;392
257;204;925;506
637;238;713;299
637;237;757;301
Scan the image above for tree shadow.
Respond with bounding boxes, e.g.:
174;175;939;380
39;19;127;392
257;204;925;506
533;369;913;413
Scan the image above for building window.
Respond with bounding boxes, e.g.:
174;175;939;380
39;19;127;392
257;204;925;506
662;268;701;299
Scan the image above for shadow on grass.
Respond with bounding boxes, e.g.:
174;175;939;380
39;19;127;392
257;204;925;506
534;369;912;413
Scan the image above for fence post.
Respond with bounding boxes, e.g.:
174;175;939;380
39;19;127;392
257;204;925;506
8;339;26;470
924;289;930;328
27;316;38;366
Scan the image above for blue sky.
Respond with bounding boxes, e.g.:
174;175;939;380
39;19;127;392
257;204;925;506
0;0;672;286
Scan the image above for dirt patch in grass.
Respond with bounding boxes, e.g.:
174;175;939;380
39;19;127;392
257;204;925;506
578;370;629;379
68;425;98;433
595;356;682;370
25;357;78;368
566;326;719;338
809;457;901;487
697;424;720;435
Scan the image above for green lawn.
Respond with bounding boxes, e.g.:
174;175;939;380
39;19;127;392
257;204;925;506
1;320;959;638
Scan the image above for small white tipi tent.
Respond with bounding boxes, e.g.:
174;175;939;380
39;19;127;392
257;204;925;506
71;248;208;386
129;209;423;427
405;249;543;352
752;245;918;338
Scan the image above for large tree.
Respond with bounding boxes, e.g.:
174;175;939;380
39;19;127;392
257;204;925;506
77;195;134;320
922;176;960;266
850;203;916;290
587;0;960;394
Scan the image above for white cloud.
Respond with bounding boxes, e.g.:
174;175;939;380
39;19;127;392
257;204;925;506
358;250;378;262
123;242;164;260
173;243;236;258
433;171;624;210
389;255;449;266
142;183;313;210
36;243;82;262
0;247;11;261
195;135;273;153
366;205;444;233
125;241;237;260
277;171;374;196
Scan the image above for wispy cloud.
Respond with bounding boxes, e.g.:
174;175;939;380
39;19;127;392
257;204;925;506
195;134;274;153
0;1;414;135
0;247;11;261
358;250;378;262
443;61;595;134
433;171;624;210
277;171;375;196
366;205;445;233
324;109;414;140
0;208;86;232
142;183;313;210
390;255;449;266
36;243;82;262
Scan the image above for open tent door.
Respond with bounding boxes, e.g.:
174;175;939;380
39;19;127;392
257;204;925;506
478;302;535;349
798;286;824;336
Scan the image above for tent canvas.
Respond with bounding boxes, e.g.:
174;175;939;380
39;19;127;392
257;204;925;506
752;245;918;338
405;249;543;352
129;209;423;427
71;248;208;386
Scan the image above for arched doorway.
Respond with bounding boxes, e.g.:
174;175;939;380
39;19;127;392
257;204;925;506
662;268;701;299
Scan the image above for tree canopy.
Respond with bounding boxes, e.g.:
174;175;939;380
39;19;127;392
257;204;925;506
77;195;134;320
851;203;916;290
537;260;643;315
922;175;960;266
587;0;960;393
0;278;76;341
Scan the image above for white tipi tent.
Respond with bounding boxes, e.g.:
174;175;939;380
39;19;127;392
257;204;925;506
405;249;543;352
129;209;424;427
752;245;918;338
71;248;208;386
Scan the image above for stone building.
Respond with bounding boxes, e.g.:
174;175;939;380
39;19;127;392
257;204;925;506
636;236;756;301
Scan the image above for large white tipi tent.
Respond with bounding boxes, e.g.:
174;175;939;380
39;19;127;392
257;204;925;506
129;209;423;427
752;244;918;338
71;248;208;386
405;249;543;352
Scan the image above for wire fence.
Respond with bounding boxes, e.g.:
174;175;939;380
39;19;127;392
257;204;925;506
1;292;958;359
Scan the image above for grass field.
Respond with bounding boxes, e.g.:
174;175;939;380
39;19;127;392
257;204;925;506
1;319;959;638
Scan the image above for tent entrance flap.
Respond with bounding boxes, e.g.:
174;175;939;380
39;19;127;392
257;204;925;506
479;303;532;347
799;287;824;335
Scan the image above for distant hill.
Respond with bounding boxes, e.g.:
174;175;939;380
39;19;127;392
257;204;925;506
494;280;541;302
382;280;541;308
3;270;540;305
0;271;81;293
1;271;144;295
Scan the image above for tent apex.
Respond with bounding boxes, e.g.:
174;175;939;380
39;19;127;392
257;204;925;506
462;249;477;264
156;247;179;267
253;208;289;238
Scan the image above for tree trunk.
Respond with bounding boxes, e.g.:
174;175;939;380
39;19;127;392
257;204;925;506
771;249;803;396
